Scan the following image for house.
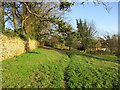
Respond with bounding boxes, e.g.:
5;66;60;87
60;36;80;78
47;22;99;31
96;41;106;51
96;41;102;50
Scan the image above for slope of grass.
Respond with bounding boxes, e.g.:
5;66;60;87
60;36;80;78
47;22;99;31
66;55;119;88
62;49;120;63
2;48;70;88
2;48;119;88
62;50;119;88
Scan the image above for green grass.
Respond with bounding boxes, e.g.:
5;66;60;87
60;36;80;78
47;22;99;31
61;50;119;88
66;55;119;88
2;48;70;88
2;48;120;88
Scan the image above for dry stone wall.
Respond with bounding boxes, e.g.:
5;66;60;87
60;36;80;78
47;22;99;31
28;38;38;50
0;34;39;61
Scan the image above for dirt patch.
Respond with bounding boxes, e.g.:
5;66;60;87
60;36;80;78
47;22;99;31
38;45;65;54
38;45;52;49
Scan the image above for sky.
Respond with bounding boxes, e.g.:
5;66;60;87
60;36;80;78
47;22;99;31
65;2;118;37
118;2;120;34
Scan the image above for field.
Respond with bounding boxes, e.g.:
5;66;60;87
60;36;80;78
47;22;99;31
2;48;120;88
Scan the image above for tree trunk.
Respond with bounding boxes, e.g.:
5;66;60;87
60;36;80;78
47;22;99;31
11;2;17;30
69;46;71;50
2;2;5;32
25;38;30;53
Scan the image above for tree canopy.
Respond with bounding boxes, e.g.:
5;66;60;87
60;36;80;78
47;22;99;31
1;1;118;56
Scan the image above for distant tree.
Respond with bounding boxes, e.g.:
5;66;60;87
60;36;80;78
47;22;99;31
65;30;74;50
103;33;118;55
89;38;97;51
71;32;81;49
56;21;74;49
76;19;96;52
111;34;118;54
118;34;120;58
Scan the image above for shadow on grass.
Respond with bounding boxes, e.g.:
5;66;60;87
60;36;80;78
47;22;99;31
77;53;120;64
28;51;41;54
56;49;120;64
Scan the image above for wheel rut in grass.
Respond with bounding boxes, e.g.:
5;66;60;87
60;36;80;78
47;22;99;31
63;64;70;88
62;54;72;88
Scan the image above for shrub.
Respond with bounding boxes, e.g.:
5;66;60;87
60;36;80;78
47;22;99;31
87;50;110;55
19;34;28;41
3;29;19;37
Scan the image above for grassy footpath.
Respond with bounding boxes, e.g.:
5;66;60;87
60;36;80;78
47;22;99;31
2;48;120;88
